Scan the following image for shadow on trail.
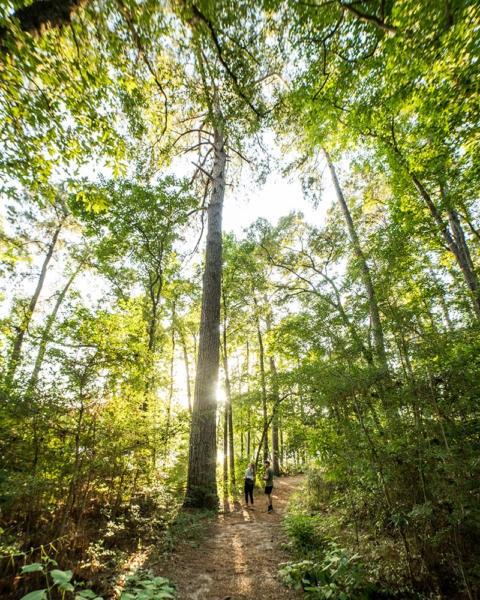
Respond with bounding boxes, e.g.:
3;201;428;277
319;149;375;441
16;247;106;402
154;475;304;599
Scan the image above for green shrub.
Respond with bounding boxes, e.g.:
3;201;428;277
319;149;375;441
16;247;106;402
119;570;176;599
18;558;176;600
279;542;370;600
19;557;102;600
283;513;327;553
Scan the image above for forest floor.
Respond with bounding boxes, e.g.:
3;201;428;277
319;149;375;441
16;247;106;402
151;475;304;600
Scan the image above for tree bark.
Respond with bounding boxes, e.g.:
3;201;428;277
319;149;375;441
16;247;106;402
27;264;80;393
324;149;388;370
6;218;64;385
223;404;228;486
222;289;235;486
269;356;281;476
254;309;269;462
415;177;480;318
164;302;176;459
179;329;193;414
390;142;480;319
446;207;480;318
184;123;226;509
245;341;251;458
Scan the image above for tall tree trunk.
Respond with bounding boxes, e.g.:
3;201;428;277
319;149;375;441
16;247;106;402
179;329;192;414
184;123;226;509
390;142;480;318
142;269;163;411
222;288;235;486
6;218;64;385
146;271;162;353
324;149;388;370
245;341;251;458
255;309;269;462
446;206;480;318
164;302;176;459
429;269;454;331
279;423;284;468
269;356;281;476
223;405;228;486
238;358;244;458
27;264;80;393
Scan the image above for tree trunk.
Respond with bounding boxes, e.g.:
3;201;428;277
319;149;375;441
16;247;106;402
269;356;281;476
164;302;176;459
446;207;480;318
179;329;192;414
223;405;228;486
245;341;251;458
142;269;163;411
184;123;226;509
279;423;284;468
27;264;80;393
390;143;480;318
222;288;235;486
324;149;388;370
146;270;163;353
429;269;454;331
255;310;269;462
6;218;64;385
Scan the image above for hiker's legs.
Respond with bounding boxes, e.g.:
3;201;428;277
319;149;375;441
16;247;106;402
264;485;273;511
245;481;254;505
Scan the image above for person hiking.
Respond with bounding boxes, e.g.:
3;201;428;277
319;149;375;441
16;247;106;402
244;462;255;509
263;460;274;513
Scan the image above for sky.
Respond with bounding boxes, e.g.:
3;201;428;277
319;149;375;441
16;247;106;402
223;174;325;236
223;165;335;236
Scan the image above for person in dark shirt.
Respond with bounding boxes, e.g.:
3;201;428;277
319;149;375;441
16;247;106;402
263;460;274;513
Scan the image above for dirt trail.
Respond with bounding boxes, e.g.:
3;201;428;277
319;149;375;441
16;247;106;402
160;475;303;600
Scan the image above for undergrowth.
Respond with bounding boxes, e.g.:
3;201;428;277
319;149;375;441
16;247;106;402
280;471;438;600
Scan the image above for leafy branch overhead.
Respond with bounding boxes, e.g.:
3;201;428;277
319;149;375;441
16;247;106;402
0;1;478;599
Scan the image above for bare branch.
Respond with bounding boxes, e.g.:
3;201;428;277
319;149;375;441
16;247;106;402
339;1;397;35
190;3;265;118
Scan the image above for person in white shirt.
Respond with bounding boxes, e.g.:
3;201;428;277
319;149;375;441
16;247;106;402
244;462;255;509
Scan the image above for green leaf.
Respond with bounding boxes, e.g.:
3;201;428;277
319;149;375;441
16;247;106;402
21;563;44;574
20;590;47;600
76;591;97;599
50;569;73;586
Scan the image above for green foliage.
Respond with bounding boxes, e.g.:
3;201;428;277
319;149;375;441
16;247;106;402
119;570;176;600
1;0;479;598
280;513;373;599
279;550;368;600
280;509;425;599
283;514;327;553
162;509;214;554
20;558;102;600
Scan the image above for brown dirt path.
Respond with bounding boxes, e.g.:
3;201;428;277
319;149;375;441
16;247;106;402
158;475;304;600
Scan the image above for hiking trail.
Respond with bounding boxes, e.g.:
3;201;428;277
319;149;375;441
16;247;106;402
156;475;303;600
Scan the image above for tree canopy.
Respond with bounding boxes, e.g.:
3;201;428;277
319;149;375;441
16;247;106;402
0;1;479;599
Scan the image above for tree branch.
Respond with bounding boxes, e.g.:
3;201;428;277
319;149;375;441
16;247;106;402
0;0;88;49
339;1;397;35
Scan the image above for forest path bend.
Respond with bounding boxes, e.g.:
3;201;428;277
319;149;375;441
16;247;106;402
159;475;303;600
